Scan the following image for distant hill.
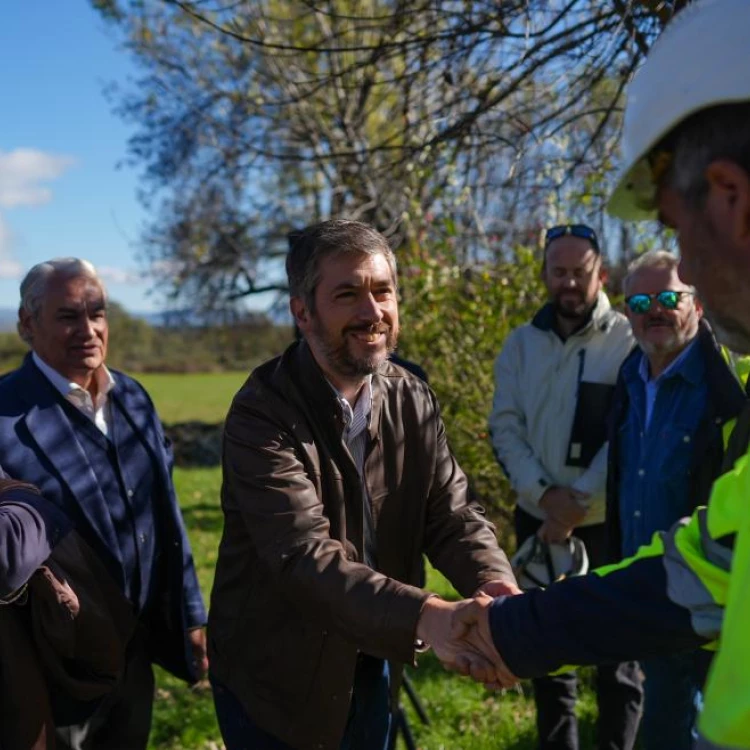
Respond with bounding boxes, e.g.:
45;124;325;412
0;303;291;332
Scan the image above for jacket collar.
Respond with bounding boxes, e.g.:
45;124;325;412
621;320;745;421
636;335;703;387
281;341;383;443
15;355;125;579
531;291;616;338
696;320;748;420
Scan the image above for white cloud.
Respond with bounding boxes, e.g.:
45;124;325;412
97;265;141;285
0;148;76;208
0;214;22;280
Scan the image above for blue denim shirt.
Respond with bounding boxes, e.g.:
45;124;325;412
617;338;708;558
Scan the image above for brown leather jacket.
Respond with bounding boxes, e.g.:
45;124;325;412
208;341;513;750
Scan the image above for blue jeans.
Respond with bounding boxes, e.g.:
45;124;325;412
640;650;711;750
211;655;391;750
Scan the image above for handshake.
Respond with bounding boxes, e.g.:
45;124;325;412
415;580;522;690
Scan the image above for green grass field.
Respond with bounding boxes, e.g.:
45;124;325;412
139;371;250;424
144;374;600;749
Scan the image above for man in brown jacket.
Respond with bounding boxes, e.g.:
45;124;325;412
208;219;518;750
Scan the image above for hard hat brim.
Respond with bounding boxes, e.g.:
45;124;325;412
607;158;659;221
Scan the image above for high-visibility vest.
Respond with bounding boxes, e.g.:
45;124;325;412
595;399;750;748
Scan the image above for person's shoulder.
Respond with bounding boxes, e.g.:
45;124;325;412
606;308;631;331
595;307;633;347
109;368;153;403
494;322;537;363
226;355;299;431
0;365;23;394
231;355;283;406
388;354;428;382
378;359;434;403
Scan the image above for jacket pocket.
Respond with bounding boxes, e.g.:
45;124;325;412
566;381;615;468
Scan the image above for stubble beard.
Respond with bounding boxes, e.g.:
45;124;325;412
310;319;398;378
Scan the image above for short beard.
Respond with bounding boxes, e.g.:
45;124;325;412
310;319;398;378
552;293;595;321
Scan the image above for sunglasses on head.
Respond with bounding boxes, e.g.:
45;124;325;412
625;290;694;315
544;224;600;253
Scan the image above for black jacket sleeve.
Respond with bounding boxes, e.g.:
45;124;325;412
488;556;707;678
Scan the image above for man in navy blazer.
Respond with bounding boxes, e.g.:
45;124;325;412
0;257;207;750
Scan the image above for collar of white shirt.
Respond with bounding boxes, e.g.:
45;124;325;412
32;351;116;411
330;376;373;440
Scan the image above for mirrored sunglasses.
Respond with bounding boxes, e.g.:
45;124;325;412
625;290;694;315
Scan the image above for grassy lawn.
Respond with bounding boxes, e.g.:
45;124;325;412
138;372;250;424
152;466;600;750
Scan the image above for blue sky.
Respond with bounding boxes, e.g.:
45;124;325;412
0;2;162;313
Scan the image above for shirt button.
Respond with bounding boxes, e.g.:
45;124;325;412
139;533;147;544
634;510;641;518
127;489;134;498
683;435;691;443
638;469;645;477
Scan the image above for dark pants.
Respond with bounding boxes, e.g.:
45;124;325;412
55;630;154;750
212;655;392;750
640;649;712;750
515;508;644;750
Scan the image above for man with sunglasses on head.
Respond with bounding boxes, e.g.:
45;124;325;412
489;224;642;750
607;251;745;749
452;1;750;747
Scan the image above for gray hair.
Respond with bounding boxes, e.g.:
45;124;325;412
286;220;397;311
663;102;750;207
18;258;106;343
623;250;692;296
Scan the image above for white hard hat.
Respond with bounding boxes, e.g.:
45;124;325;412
608;0;750;220
511;535;589;591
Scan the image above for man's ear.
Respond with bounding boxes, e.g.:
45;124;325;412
289;296;310;333
17;308;33;344
693;294;704;320
704;160;750;248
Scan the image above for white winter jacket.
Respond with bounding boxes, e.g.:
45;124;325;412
489;292;634;526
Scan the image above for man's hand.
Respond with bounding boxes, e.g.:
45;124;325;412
474;579;523;598
450;594;519;689
537;516;573;544
416;596;516;688
187;627;209;681
538;486;588;536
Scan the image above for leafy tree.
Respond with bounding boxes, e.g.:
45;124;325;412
397;232;546;539
90;0;686;310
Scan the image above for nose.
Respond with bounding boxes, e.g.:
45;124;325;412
78;315;96;338
357;292;384;323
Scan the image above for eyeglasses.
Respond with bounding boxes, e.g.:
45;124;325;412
544;224;600;253
625;290;694;315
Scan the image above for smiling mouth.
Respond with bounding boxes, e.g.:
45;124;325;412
350;331;385;343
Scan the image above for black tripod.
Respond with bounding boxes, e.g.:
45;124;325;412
389;674;430;750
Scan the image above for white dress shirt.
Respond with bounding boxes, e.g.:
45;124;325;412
33;352;116;436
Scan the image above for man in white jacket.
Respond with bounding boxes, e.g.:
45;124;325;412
489;224;643;750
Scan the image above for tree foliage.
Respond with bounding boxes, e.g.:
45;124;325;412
397;232;546;536
92;0;688;310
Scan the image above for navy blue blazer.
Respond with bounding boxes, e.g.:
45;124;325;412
0;355;207;682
